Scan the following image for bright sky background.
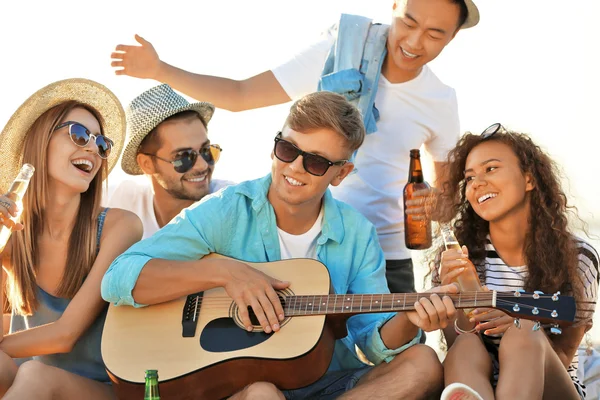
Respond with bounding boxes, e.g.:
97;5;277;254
1;0;599;346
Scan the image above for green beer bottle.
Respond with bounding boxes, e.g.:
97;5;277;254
144;370;160;400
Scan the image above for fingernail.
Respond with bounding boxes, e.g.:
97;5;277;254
472;310;479;315
273;324;279;331
459;268;465;272
279;314;284;321
469;318;475;323
484;330;490;335
247;326;253;332
264;326;271;333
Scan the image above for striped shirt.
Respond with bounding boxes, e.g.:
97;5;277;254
481;237;599;396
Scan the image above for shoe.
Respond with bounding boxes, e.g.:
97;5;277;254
440;383;484;400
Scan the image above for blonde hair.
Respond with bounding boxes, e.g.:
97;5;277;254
284;92;365;155
7;101;107;315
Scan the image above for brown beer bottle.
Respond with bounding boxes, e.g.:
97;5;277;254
403;149;432;250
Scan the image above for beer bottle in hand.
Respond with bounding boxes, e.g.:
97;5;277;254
0;163;35;253
403;150;432;249
144;369;161;400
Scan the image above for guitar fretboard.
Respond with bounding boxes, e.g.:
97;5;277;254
282;292;496;316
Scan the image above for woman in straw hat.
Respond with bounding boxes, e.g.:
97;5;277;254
0;79;142;399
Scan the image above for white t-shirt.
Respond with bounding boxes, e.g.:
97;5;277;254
277;207;324;260
271;28;460;260
104;176;233;239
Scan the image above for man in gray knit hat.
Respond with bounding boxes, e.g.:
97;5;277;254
105;84;233;239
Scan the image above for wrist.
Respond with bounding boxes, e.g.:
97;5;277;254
154;60;170;82
454;318;477;335
198;258;229;288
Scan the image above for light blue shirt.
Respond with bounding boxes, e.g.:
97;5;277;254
102;175;421;370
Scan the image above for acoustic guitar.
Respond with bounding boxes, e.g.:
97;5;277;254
101;255;575;400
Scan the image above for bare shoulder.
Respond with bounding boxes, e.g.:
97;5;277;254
101;208;143;240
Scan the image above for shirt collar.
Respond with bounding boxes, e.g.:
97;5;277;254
235;174;346;244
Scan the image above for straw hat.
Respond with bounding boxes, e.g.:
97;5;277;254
0;78;126;193
462;0;480;29
121;84;215;175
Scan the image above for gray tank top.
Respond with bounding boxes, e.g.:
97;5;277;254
9;208;110;382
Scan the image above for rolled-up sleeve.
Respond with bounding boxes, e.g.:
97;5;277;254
101;253;153;307
347;225;422;364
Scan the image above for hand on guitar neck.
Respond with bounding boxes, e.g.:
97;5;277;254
379;282;460;350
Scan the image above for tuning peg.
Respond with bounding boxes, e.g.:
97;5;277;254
550;324;562;335
532;321;541;331
513;318;521;329
513;289;525;297
552;292;560;301
533;290;544;299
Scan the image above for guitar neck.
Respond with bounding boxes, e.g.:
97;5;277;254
283;292;496;316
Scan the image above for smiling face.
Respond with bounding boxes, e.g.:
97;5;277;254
47;107;105;193
386;0;461;82
464;140;535;224
139;115;214;201
268;127;354;212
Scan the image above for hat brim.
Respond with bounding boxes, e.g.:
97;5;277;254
120;101;215;176
462;0;480;29
0;78;126;193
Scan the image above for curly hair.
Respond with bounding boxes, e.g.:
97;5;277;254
434;130;583;302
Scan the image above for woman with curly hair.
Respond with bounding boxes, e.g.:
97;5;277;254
432;124;598;400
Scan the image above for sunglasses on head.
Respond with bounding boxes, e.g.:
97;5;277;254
54;121;114;159
273;132;348;177
141;145;222;174
480;123;506;139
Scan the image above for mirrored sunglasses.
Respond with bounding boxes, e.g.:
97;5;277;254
481;123;506;139
53;121;114;159
142;145;222;174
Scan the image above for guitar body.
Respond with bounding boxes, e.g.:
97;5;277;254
102;256;335;400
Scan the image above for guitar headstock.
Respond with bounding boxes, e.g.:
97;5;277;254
494;291;576;327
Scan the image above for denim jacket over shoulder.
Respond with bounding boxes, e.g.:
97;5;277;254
102;175;421;370
318;14;389;135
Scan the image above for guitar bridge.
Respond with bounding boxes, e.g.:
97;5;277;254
182;292;203;337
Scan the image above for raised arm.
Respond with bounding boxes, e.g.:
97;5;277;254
111;35;291;112
0;209;143;358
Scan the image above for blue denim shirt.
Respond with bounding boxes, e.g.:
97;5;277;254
318;14;389;135
102;175;421;371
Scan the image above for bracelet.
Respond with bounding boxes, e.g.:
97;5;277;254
454;319;477;335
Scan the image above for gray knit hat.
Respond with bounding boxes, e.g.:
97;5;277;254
121;84;215;175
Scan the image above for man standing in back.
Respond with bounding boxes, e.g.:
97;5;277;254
105;84;233;239
110;0;480;292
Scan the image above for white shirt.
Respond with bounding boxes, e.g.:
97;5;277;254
271;28;460;259
277;207;324;260
105;176;233;239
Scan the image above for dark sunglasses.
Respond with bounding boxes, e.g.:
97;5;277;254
141;145;222;174
481;123;506;139
54;121;114;159
273;132;348;177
